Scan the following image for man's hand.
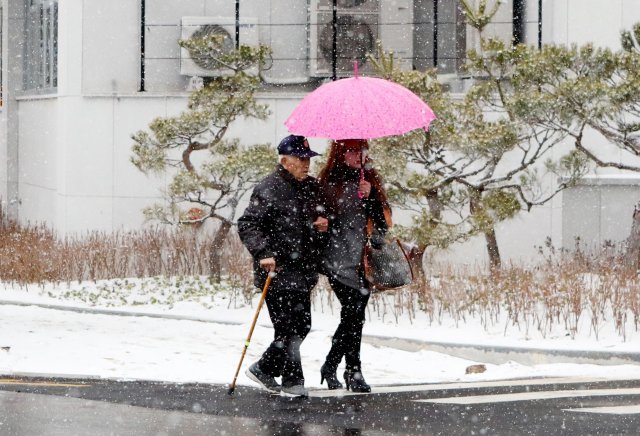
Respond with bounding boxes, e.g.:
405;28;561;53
359;180;372;198
313;217;329;232
259;257;276;272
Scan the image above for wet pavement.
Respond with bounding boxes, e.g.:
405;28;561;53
1;376;640;435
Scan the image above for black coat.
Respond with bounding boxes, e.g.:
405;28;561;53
238;165;326;291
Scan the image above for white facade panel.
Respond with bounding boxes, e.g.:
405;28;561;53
0;120;6;209
146;0;206;24
562;185;600;248
621;0;640;30
566;0;623;49
545;0;640;49
111;97;173;201
62;98;114;197
204;0;236;18
562;178;640;249
82;1;140;93
18;183;58;227
541;0;567;46
17;99;59;225
64;195;114;234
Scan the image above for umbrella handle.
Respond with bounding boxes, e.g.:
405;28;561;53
358;148;365;199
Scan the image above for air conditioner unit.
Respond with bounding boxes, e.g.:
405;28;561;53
180;16;258;77
309;0;412;77
309;1;379;77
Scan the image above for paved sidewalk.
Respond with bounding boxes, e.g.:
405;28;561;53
3;298;637;368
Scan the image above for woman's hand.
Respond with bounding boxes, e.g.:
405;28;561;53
359;180;372;198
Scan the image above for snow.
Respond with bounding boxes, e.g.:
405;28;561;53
1;277;639;389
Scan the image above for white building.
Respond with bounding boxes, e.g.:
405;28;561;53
1;0;640;265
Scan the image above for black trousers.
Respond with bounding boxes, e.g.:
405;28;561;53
324;277;370;371
257;285;311;387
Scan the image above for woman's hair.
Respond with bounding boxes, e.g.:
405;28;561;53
318;139;388;208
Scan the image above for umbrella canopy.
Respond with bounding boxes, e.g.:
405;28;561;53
284;76;436;140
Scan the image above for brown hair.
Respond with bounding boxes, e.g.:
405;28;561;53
318;139;389;209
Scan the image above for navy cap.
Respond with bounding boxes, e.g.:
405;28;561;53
277;135;320;158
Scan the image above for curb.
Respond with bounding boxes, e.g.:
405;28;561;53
362;335;640;367
0;299;243;326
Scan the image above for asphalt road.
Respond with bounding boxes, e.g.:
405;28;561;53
1;376;640;435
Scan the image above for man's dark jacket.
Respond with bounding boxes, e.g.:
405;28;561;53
238;165;326;291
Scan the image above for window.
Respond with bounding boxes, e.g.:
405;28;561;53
23;0;58;92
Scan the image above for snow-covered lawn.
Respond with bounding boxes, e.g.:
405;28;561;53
1;277;639;388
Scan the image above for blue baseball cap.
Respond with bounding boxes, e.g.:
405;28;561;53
277;135;320;158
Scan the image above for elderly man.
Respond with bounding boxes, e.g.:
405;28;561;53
238;135;328;397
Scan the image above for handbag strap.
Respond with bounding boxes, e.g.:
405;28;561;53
394;238;415;282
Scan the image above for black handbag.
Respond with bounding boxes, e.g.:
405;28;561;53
363;218;414;291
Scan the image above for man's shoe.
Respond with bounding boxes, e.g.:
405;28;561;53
246;362;280;393
280;384;308;398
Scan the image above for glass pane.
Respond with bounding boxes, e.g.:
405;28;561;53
23;0;58;91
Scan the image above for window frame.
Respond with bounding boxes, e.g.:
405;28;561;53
22;0;58;94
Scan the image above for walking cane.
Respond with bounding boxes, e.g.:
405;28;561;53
228;272;274;395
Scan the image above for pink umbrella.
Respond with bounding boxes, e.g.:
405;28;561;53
284;73;436;140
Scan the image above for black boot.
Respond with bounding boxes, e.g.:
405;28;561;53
344;369;371;393
320;363;343;390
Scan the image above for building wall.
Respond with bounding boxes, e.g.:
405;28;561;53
1;0;25;220
0;0;7;208
14;92;314;234
543;0;640;48
562;177;640;249
5;0;640;264
81;0;311;93
16;97;59;225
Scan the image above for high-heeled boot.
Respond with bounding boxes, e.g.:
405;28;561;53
320;363;343;390
344;369;371;393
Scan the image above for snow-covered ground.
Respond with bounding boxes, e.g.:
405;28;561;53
1;277;639;389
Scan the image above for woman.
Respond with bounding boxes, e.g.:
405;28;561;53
318;139;391;392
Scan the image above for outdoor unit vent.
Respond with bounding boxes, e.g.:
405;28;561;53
309;0;412;77
310;0;379;77
180;16;258;77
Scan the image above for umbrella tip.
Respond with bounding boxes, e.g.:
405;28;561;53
354;60;359;78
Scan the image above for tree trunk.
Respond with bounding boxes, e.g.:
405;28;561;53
410;249;425;277
484;225;501;270
209;219;233;281
625;204;640;269
469;189;502;270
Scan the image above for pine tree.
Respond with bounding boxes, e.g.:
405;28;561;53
131;34;275;280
